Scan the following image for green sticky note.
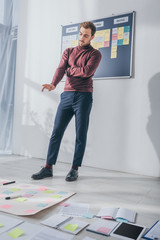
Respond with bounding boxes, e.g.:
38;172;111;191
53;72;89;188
0;223;3;227
51;195;61;199
64;223;78;232
11;188;20;192
15;197;27;202
8;227;24;239
44;190;54;194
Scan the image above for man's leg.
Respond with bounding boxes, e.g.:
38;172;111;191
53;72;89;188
32;92;74;180
65;92;92;181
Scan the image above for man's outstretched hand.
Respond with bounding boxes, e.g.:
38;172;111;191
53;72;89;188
41;84;56;92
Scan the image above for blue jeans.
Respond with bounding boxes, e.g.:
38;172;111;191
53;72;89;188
46;91;93;167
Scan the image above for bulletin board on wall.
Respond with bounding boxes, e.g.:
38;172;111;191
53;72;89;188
61;11;135;79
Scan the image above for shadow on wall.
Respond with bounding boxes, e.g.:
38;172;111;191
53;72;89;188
147;72;160;175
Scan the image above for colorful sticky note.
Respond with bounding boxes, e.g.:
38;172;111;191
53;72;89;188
58;191;68;195
83;212;94;219
26;191;37;194
37;203;48;207
0;223;3;227
124;25;130;32
15;197;27;202
23;194;33;198
2;190;13;195
38;186;47;191
97;227;111;234
59;202;70;207
51;195;62;199
8;227;24;239
0;204;12;209
25;209;37;213
11;188;21;192
64;223;78;232
44;190;54;194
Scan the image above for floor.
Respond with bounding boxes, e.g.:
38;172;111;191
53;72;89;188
0;154;160;239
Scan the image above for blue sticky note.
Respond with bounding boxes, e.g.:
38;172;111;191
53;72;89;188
124;26;130;32
117;39;123;46
116;217;128;223
58;191;68;195
83;212;94;219
37;203;48;207
26;191;37;195
2;190;13;195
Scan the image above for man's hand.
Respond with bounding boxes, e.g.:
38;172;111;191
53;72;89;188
41;84;56;92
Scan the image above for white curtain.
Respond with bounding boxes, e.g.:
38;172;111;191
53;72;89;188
0;0;18;154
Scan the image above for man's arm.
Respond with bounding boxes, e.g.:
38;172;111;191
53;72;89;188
41;49;69;92
66;51;101;78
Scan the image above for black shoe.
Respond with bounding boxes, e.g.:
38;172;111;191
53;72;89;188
31;167;53;180
65;169;78;182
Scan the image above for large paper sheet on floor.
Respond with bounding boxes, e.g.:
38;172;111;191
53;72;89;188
0;179;75;216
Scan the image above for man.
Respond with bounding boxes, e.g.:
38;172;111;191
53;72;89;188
31;21;102;181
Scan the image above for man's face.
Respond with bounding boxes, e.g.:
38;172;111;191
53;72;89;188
78;27;95;47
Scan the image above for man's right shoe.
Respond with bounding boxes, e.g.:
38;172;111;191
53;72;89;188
31;167;53;180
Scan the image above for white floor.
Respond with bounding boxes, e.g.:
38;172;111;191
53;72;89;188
0;155;160;239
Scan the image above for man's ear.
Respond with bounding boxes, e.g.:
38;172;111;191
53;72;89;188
91;34;95;41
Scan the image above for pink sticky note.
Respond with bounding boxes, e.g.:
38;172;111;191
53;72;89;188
38;186;47;191
0;204;12;209
104;41;110;47
25;209;37;213
59;202;70;207
97;227;111;234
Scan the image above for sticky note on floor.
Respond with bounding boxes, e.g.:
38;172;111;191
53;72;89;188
0;223;3;227
64;223;78;232
8;227;24;239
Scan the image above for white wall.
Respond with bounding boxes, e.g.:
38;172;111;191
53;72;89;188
13;0;160;177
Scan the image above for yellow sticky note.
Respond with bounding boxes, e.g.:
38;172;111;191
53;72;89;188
0;223;3;227
123;38;129;45
111;51;117;59
15;197;27;202
8;227;24;239
64;223;78;232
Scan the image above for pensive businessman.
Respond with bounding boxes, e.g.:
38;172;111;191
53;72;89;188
32;21;102;182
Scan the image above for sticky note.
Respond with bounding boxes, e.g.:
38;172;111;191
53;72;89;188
8;227;24;239
15;197;27;202
51;195;62;199
64;223;78;232
0;223;3;227
44;190;54;194
25;209;37;213
83;212;94;219
11;188;20;192
59;202;70;207
97;227;111;234
38;186;47;191
37;203;48;207
58;191;68;195
0;204;12;209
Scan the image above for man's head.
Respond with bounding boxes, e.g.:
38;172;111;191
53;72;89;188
79;21;96;47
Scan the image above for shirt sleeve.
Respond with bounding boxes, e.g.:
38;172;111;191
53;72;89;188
51;48;70;86
66;50;102;78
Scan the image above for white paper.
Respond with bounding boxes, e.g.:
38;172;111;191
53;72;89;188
60;202;89;217
29;227;74;240
41;214;71;228
0;214;24;234
97;207;118;218
144;220;160;239
0;222;43;240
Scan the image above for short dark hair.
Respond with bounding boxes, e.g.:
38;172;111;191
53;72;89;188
80;21;96;36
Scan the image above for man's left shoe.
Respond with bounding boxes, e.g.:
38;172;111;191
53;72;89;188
65;169;78;182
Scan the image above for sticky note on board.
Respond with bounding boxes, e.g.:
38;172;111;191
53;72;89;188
44;190;54;194
64;223;78;232
51;195;62;199
8;227;24;239
11;188;21;192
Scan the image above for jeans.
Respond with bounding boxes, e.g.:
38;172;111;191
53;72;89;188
46;91;93;167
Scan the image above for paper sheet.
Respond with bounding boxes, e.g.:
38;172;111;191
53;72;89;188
60;202;89;217
0;179;75;216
